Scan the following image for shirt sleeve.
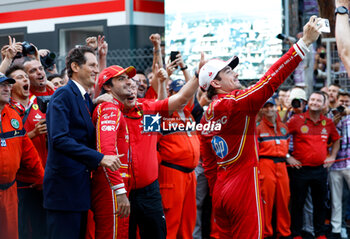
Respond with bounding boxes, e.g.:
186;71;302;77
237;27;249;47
223;41;308;116
94;102;127;195
328;118;341;143
21;134;45;184
145;98;170;118
286;115;298;135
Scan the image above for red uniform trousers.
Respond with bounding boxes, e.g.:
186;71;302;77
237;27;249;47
259;159;291;238
89;167;129;239
0;183;18;239
159;165;196;239
213;166;264;239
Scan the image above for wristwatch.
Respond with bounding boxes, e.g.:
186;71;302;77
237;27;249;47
180;65;188;71
335;6;349;16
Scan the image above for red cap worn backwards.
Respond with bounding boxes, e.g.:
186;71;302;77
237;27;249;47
98;65;136;90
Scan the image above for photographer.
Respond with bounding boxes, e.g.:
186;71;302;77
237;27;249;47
282;87;308;122
39;49;58;76
314;45;327;84
328;89;350;238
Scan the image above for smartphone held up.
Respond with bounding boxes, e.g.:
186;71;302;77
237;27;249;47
318;18;330;33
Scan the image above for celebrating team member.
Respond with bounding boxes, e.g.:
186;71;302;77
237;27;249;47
91;65;135;238
199;16;321;238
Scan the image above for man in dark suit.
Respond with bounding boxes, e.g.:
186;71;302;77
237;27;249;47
44;46;121;239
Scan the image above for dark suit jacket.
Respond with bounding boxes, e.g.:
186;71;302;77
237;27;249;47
44;80;103;211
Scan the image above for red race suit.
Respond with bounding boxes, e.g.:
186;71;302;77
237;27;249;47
90;100;130;239
200;42;308;239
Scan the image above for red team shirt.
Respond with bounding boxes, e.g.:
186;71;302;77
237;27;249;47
10;96;47;183
119;98;169;189
287;110;340;166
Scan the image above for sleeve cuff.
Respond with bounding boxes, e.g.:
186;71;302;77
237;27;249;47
293;39;310;60
111;183;126;195
114;188;127;195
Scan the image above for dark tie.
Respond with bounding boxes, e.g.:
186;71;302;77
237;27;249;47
84;93;92;111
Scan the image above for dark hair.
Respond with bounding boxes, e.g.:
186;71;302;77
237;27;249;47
310;91;326;104
60;67;67;77
329;83;341;89
100;78;114;95
47;74;62;82
66;46;95;78
5;64;25;78
206;74;222;100
338;89;350;98
136;70;145;76
22;56;38;68
278;86;290;92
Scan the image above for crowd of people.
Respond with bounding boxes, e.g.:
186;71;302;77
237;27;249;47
2;1;350;239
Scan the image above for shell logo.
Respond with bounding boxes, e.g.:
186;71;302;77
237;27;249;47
300;125;309;134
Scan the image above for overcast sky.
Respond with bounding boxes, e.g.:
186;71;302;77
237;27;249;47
165;0;282;18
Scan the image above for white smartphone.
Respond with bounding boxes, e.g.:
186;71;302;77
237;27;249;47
319;18;330;33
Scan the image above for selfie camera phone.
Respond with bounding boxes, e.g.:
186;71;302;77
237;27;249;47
170;51;179;62
319;18;330;33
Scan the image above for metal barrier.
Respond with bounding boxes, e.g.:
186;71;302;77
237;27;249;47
322;38;350;90
56;47;154;73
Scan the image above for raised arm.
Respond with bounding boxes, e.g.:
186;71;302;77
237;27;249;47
335;0;350;74
0;36;22;74
149;33;163;96
168;52;205;115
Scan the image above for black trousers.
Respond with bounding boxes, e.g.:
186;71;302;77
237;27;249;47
289;166;328;237
17;181;47;239
46;210;87;239
129;180;167;239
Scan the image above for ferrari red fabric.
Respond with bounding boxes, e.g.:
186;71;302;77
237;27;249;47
257;116;291;237
287;110;340;166
157;108;200;238
90;100;130;239
10;96;47;183
0;104;44;239
200;45;305;238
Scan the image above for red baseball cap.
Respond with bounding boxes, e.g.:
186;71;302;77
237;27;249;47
98;65;136;90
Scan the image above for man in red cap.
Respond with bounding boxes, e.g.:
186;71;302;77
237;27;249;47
98;60;202;238
198;17;321;238
91;65;136;239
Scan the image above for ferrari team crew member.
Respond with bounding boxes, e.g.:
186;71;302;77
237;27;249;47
157;79;200;238
7;65;48;239
287;92;340;238
0;73;45;239
91;66;135;239
97;58;202;238
256;98;291;238
199;16;321;238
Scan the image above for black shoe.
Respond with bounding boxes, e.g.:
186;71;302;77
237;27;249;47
301;230;315;239
328;232;341;239
279;236;293;239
